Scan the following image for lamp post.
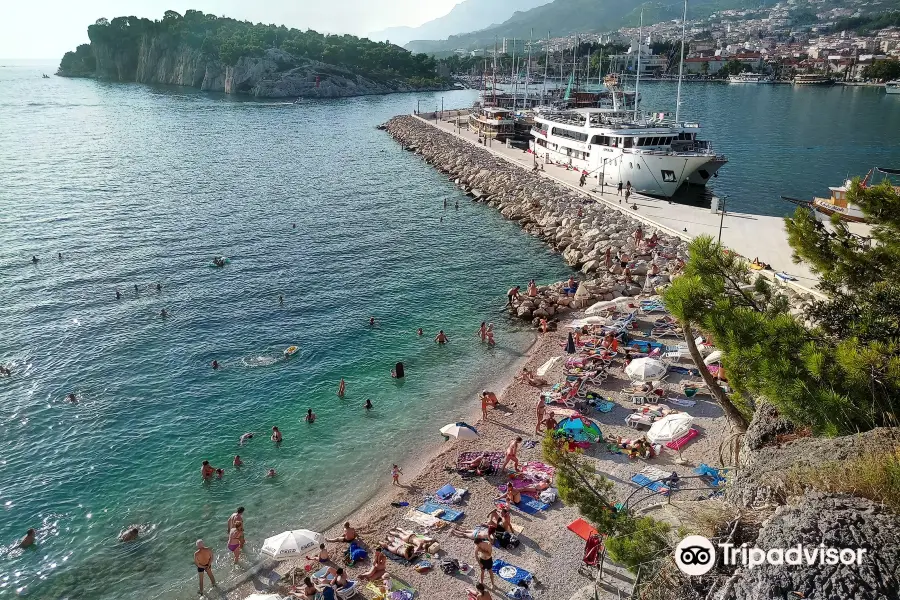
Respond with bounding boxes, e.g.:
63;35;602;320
416;99;420;115
717;195;728;246
441;97;444;120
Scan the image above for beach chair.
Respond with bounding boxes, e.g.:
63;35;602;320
336;581;360;599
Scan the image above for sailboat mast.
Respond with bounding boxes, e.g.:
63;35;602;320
598;48;604;86
572;33;578;91
675;0;687;123
525;29;533;106
493;38;498;106
511;38;517;109
634;10;643;121
543;31;550;104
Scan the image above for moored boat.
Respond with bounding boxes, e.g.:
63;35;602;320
793;74;835;86
781;167;900;223
886;80;900;95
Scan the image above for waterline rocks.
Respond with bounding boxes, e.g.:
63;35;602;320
383;115;690;322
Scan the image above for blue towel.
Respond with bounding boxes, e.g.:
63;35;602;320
435;484;456;500
491;559;533;584
514;497;550;515
630;474;670;496
348;541;368;562
595;400;615;413
416;501;464;522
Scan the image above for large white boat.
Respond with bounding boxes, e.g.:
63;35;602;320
886;80;900;95
529;104;726;198
793;74;835;85
468;107;515;141
728;73;772;84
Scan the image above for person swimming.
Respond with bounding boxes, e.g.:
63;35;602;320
134;284;139;293
364;399;373;410
279;295;284;305
266;468;277;478
337;378;346;397
58;253;62;260
31;256;39;264
119;527;139;542
212;360;219;370
416;328;423;336
160;309;168;318
115;289;121;300
215;468;225;479
271;426;282;442
66;393;78;404
239;432;254;446
156;283;162;292
305;409;316;423
233;455;243;467
369;317;376;327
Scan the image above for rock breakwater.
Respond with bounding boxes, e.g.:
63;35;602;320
383;115;690;324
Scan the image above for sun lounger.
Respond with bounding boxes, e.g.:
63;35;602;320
666;428;700;450
630;473;671;495
416;502;464;522
665;396;696;407
491;559;534;584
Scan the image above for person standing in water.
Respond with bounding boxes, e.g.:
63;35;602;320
227;522;243;564
486;324;496;346
212;360;219;370
364;399;373;411
279;295;284;305
31;255;39;264
305;409;316;423
194;540;216;596
271;426;282;443
338;379;346;397
477;322;487;342
115;289;121;300
134;284;139;293
434;330;449;344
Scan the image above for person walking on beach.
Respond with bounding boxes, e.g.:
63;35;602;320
617;181;623;196
435;330;449;344
634;225;643;244
474;538;496;587
477;322;487;343
271;426;282;443
391;464;403;486
535;396;546;434
194;540;216;596
338;379;346;397
305;408;316;423
502;437;522;472
481;393;491;421
565;331;576;354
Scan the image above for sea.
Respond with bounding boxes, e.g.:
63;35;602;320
0;60;897;600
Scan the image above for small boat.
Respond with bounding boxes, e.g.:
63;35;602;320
886;80;900;95
283;346;299;357
728;73;772;84
42;74;50;79
781;167;900;223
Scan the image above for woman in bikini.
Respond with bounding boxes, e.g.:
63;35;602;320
359;546;387;581
228;522;243;563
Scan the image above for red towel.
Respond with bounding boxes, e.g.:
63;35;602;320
567;518;598;541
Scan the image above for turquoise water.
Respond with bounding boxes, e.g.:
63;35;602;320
0;63;572;599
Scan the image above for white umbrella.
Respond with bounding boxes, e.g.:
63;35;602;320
569;316;605;329
704;350;723;365
440;422;479;440
585;299;626;316
536;356;560;378
625;357;667;382
647;413;694;444
260;529;324;560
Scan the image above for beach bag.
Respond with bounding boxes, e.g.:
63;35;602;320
540;488;558;504
508;534;521;549
496;531;513;548
440;558;460;574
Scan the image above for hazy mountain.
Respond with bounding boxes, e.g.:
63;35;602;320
368;0;552;47
404;0;775;53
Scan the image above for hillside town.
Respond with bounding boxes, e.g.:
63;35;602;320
450;1;900;82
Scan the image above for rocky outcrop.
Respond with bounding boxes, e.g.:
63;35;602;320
733;493;900;600
61;40;449;99
383;115;691;323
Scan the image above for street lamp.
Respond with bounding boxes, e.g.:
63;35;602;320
717;195;728;246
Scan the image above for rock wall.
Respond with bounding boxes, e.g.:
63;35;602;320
382;115;690;323
64;41;448;99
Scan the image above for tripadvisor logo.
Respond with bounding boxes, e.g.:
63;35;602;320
674;535;867;575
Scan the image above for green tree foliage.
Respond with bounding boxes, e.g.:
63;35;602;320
58;43;96;76
720;59;750;77
862;60;900;82
604;516;672;573
833;11;900;34
64;9;439;81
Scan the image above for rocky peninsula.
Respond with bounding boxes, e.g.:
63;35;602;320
57;11;451;99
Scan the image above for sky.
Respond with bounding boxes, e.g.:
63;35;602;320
0;0;463;59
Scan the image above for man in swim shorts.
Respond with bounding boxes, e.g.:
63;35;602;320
227;507;244;535
194;540;216;596
434;330;449;344
326;522;357;543
474;538;495;586
201;461;216;480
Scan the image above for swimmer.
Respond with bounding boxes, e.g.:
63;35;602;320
212;360;219;370
486;324;495;346
239;432;254;446
369;316;376;327
292;223;296;229
305;409;316;423
434;330;449;344
279;295;284;305
417;328;423;336
337;378;345;397
233;455;243;467
216;468;224;478
156;283;162;292
119;527;139;542
19;528;36;548
0;365;11;377
440;216;443;223
66;393;78;404
58;252;62;260
31;255;39;264
266;468;277;478
477;322;487;342
271;426;282;443
134;284;139;293
160;309;168;318
115;289;121;300
364;399;373;410
201;460;216;480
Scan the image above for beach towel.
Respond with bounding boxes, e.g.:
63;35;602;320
457;451;504;472
594;400;615;413
435;484;456;501
630;473;671;495
567;518;598;540
514;497;550;514
666;428;699;450
366;578;415;600
416;502;464;522
491;559;533;584
403;509;446;529
666;397;696;407
382;548;419;566
669;366;700;376
522;440;538;449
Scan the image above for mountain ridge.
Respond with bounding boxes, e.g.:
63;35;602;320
369;0;551;47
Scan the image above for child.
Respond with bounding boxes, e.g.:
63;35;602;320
391;464;403;486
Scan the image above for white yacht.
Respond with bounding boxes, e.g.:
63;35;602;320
530;106;726;197
728;73;772;84
886;80;900;95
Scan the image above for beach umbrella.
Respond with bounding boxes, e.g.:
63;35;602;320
703;350;723;365
646;413;694;444
536;356;561;378
585;299;625;316
569;316;606;329
557;415;602;443
625;358;667;382
440;422;478;440
260;529;324;560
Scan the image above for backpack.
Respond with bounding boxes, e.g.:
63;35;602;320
440;558;460;574
496;531;512;548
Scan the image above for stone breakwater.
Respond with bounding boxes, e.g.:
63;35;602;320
383;115;690;324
